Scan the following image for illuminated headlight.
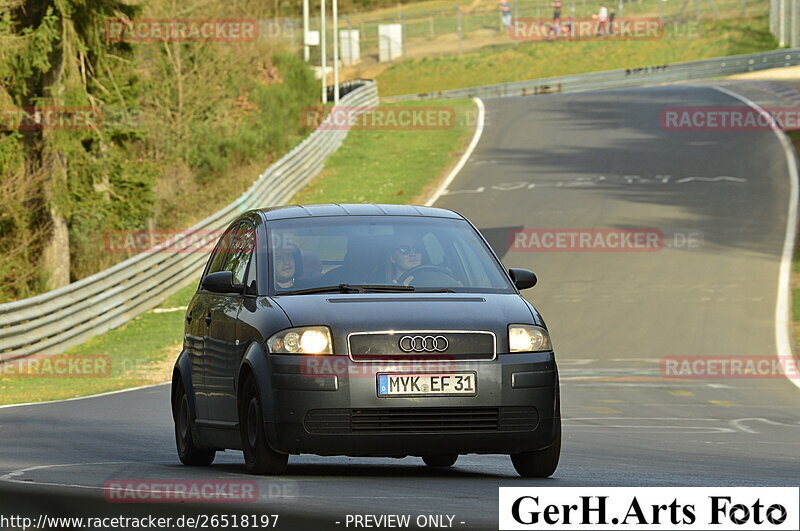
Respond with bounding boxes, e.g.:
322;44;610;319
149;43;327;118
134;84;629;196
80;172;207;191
267;326;333;355
508;324;552;352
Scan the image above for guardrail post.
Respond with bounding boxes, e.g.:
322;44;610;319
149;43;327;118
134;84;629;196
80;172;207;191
303;0;310;61
772;0;778;37
455;5;462;55
403;12;407;56
321;0;328;103
346;15;353;66
780;0;787;46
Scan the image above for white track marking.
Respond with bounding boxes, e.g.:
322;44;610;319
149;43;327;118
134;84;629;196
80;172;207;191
564;417;721;421
0;382;169;410
730;417;800;434
711;85;800;391
425;97;485;206
0;462;129;482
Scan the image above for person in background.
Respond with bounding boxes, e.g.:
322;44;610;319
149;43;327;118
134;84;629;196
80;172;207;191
551;0;562;25
562;15;573;39
499;0;512;30
595;3;609;36
608;7;616;35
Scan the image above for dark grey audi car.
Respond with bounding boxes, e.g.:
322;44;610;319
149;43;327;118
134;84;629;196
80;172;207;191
171;204;560;477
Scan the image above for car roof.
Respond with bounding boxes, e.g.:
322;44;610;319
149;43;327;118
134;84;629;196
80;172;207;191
256;204;464;221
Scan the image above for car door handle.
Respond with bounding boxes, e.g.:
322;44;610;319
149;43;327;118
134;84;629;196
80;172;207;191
205;314;212;327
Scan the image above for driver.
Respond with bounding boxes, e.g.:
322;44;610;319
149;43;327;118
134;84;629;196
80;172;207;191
387;237;423;285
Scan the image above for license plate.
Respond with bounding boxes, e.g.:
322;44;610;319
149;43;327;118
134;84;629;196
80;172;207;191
377;373;477;397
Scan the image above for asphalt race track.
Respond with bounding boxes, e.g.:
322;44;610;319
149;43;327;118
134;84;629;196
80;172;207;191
1;84;798;530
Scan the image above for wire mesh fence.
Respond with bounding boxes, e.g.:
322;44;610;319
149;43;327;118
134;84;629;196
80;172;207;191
270;0;771;66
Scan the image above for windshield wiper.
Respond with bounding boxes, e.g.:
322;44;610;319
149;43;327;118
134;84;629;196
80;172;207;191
413;288;456;293
278;283;417;295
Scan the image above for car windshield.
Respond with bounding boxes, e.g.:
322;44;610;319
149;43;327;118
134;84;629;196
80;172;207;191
266;216;514;295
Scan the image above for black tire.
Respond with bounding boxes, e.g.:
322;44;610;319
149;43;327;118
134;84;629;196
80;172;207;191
173;382;215;466
240;374;288;475
510;417;561;478
422;454;458;467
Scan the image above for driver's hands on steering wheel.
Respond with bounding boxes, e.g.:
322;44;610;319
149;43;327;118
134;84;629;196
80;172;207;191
397;264;460;286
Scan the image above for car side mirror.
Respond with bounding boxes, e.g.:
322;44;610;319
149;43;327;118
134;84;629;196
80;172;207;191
509;268;537;290
202;271;245;294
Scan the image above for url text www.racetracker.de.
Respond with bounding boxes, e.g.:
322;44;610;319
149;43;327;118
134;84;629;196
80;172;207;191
0;514;280;530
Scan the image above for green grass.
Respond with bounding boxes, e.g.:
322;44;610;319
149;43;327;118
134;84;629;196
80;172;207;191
794;288;800;322
376;16;778;96
292;99;476;205
0;283;197;406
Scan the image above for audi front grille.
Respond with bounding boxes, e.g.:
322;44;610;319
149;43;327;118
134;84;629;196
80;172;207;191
347;330;496;362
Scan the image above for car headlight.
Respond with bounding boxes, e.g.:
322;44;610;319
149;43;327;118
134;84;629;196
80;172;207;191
508;324;552;352
267;326;333;355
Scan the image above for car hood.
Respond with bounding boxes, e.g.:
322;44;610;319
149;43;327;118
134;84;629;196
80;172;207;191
271;292;541;354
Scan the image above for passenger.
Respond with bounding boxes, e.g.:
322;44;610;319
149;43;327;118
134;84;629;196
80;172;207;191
273;243;301;289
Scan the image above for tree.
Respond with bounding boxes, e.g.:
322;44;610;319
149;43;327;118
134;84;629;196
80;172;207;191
0;0;140;291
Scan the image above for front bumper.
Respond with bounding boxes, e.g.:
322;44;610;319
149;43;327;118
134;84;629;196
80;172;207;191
263;351;559;456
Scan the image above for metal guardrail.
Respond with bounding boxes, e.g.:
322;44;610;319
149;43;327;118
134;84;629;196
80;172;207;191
0;80;379;363
385;49;800;101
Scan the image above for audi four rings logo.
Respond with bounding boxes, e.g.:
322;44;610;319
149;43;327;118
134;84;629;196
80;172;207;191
399;335;449;352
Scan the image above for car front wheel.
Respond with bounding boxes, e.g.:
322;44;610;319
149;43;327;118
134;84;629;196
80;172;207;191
173;382;216;466
240;374;289;475
510;418;561;478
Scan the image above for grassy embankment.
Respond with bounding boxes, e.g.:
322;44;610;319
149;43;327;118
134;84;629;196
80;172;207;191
376;17;778;96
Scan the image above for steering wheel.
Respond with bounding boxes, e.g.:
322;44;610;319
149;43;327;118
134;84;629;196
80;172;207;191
397;265;457;285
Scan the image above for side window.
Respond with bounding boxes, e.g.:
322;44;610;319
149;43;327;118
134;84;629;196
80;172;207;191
453;238;492;287
244;254;258;294
205;226;238;278
225;224;255;286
